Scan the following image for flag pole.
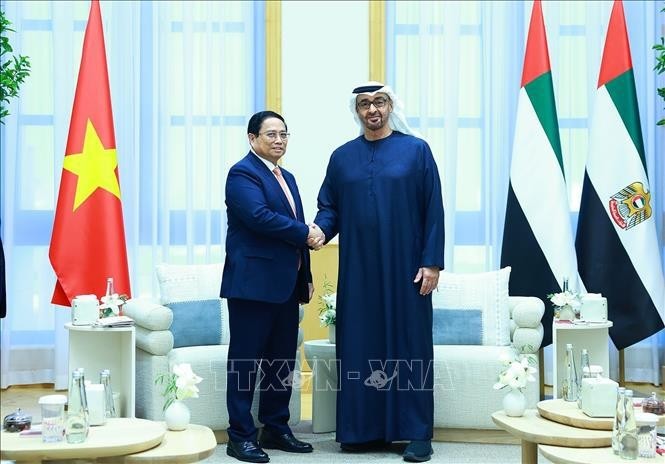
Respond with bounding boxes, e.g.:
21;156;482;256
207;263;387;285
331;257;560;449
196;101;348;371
539;349;545;400
618;349;625;387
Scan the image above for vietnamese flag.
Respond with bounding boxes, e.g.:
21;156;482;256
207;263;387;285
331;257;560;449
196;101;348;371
49;0;130;306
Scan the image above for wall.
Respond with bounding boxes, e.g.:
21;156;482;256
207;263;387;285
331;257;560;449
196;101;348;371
281;1;369;360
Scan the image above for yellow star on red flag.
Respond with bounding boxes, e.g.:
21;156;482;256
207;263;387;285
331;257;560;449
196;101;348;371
63;119;120;211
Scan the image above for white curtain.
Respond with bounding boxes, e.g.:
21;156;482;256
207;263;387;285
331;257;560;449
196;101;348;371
0;0;259;389
386;0;664;385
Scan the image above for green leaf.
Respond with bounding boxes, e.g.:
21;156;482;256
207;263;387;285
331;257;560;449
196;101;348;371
0;10;31;122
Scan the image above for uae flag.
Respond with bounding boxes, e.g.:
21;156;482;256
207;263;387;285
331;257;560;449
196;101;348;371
49;0;131;306
576;0;664;350
501;0;579;347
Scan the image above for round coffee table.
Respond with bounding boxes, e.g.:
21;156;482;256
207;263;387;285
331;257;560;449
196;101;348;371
538;398;665;429
539;444;655;464
103;423;217;463
1;418;164;462
491;410;611;464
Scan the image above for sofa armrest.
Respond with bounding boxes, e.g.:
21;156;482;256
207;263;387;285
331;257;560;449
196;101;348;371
124;298;175;355
124;298;173;331
509;296;544;328
136;326;174;356
508;296;545;354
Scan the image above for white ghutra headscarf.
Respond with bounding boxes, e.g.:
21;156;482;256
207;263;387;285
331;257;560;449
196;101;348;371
349;81;420;137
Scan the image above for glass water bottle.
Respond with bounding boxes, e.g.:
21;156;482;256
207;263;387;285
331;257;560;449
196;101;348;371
612;387;626;454
100;369;117;418
105;277;115;299
619;390;638;460
562;343;579;402
66;369;89;444
577;349;591;408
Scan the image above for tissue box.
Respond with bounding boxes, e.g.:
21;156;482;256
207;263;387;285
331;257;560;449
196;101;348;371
85;383;106;426
580;294;607;322
72;295;99;326
580;376;618;417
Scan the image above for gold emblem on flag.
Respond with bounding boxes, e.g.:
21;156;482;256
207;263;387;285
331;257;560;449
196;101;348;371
608;182;652;230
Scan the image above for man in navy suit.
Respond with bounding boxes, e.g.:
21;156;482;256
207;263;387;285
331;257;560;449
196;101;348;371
221;111;321;463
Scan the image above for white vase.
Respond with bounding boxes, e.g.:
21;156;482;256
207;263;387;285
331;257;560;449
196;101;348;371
164;400;190;431
558;304;576;321
328;325;336;344
503;389;526;417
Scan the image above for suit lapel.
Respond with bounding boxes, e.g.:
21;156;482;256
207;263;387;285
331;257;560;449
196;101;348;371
246;153;297;219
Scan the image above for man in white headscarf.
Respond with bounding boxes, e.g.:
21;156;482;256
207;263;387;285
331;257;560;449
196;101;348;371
310;82;445;462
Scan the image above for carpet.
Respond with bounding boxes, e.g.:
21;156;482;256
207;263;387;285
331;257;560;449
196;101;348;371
201;422;555;464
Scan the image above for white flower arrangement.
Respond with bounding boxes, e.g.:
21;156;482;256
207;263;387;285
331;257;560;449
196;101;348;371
318;279;336;327
548;289;582;320
493;347;537;392
548;290;582;310
155;363;203;410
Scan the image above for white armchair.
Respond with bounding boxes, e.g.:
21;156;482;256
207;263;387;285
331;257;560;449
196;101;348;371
123;264;304;439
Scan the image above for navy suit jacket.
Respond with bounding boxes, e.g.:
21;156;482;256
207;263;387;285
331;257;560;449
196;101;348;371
221;152;312;304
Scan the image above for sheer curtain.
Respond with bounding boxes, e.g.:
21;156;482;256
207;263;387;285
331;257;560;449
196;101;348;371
0;0;261;389
386;0;664;385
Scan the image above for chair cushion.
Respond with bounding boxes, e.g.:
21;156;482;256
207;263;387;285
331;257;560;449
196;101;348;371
165;298;224;348
432;267;511;346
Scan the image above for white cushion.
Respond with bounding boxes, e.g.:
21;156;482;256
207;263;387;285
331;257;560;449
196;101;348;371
155;263;223;304
433;267;511;346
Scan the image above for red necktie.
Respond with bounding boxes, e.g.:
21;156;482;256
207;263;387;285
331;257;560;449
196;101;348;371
273;166;297;217
273;166;301;270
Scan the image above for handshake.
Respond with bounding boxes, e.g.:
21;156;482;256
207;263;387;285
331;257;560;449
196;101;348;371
307;223;325;251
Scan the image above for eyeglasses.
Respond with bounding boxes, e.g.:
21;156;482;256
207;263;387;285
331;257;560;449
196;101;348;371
259;131;290;141
356;97;390;111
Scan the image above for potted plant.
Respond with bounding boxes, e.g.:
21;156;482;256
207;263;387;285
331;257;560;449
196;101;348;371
0;9;31;320
654;5;665;125
318;279;336;343
154;363;202;431
0;10;31;123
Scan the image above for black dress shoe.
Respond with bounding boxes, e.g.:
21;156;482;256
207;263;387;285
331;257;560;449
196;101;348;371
340;440;390;452
259;427;313;453
226;440;270;463
402;440;433;462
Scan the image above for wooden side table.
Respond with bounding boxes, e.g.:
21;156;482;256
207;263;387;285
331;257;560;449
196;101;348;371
66;323;136;417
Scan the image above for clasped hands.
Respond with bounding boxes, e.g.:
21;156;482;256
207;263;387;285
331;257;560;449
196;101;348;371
307;223;325;250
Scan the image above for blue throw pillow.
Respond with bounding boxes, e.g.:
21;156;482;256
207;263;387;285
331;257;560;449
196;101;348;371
432;308;483;345
165;299;222;348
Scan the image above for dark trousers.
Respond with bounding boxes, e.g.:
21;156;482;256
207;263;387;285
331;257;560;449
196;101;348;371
226;290;299;442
